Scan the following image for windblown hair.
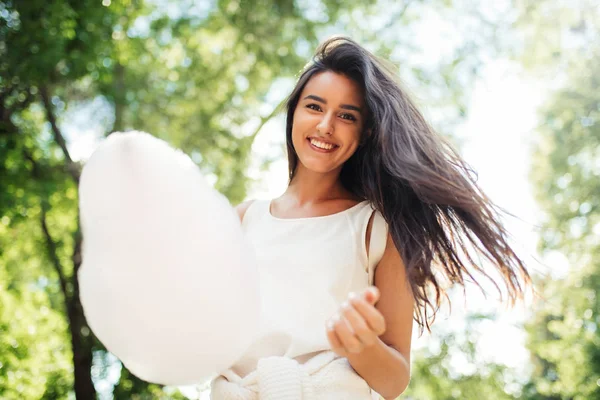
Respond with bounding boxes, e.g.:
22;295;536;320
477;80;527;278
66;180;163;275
285;37;531;331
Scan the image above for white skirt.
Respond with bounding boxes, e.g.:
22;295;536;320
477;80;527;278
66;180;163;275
210;351;378;400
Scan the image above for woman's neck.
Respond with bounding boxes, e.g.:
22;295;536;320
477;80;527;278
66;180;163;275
284;165;351;205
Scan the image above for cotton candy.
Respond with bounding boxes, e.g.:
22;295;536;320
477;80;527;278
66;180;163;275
78;131;260;385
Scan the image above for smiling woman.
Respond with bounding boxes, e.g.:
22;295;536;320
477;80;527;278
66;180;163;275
210;37;531;400
292;72;365;176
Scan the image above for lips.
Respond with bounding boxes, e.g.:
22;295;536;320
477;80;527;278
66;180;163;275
308;137;339;152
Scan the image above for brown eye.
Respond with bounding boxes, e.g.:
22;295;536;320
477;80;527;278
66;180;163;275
340;113;357;121
306;103;322;111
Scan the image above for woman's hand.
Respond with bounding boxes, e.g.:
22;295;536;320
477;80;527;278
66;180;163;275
326;286;386;357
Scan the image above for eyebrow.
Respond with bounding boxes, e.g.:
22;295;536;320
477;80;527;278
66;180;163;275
303;95;362;113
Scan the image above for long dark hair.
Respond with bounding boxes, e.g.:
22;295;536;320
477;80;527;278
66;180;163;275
285;37;531;331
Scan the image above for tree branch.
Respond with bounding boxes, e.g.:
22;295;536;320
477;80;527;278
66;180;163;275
375;0;414;35
112;62;126;133
248;96;287;142
23;147;71;304
40;201;71;305
39;86;81;183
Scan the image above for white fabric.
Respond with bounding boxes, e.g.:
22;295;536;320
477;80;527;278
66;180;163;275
211;351;373;400
211;200;388;399
367;207;388;287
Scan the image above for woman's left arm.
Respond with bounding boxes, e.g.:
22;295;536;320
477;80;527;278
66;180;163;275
326;233;414;399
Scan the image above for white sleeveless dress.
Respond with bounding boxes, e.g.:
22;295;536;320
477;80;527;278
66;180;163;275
210;200;389;400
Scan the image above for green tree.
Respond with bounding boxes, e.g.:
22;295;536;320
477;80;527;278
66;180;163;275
524;52;600;400
517;1;600;398
403;315;523;400
1;0;129;397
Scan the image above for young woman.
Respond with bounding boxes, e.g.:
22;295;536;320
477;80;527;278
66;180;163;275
210;37;530;400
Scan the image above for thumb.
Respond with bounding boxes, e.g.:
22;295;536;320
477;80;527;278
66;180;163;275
364;286;380;305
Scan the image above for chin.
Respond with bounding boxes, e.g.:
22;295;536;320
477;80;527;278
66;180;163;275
298;160;340;175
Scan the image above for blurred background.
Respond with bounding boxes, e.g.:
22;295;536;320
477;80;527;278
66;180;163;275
1;0;599;399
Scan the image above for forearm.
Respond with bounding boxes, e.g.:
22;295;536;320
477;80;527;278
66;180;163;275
346;338;410;399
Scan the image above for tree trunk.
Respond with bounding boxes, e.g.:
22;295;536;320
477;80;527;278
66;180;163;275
40;86;96;399
68;301;96;400
68;231;96;400
113;62;126;133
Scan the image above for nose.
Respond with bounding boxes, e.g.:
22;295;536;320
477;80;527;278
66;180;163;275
316;112;334;135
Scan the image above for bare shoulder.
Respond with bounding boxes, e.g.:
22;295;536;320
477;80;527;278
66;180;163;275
235;200;255;222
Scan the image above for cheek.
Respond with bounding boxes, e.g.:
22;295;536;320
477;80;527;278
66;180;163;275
336;129;362;161
292;110;312;131
290;118;303;146
291;110;314;144
343;128;362;150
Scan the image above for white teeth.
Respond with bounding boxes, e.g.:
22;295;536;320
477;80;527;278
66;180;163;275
310;138;335;150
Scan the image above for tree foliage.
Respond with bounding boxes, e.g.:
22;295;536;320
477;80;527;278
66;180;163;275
404;315;523;400
518;0;600;398
525;51;600;400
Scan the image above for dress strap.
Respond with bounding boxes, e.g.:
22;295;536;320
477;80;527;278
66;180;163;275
367;209;388;286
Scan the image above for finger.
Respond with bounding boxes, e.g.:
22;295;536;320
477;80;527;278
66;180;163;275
326;319;346;356
332;312;363;354
363;286;380;305
340;301;377;346
349;292;386;336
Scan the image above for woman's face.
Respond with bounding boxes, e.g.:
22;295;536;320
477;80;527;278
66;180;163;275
291;71;366;176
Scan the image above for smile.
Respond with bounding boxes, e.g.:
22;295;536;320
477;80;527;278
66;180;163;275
308;138;338;152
